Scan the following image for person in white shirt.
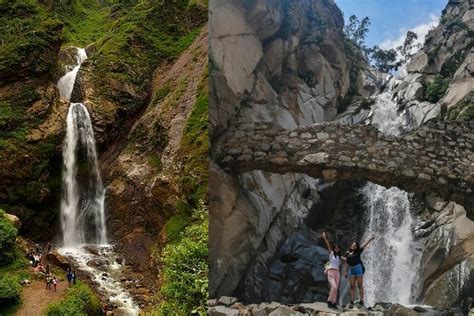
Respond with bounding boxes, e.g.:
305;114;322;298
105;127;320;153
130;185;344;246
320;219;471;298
321;232;342;309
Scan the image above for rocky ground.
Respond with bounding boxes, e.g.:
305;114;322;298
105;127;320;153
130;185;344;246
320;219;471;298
208;297;474;316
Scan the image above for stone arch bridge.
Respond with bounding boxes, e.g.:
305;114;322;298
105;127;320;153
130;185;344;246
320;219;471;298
215;121;474;218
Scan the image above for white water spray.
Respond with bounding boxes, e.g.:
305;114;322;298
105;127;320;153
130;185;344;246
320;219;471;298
361;84;421;306
58;48;87;101
60;102;107;247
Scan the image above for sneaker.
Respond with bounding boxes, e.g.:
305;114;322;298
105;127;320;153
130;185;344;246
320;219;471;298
348;301;354;308
358;300;365;308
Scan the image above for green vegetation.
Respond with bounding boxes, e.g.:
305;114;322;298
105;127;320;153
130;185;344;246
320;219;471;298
176;88;208;205
91;0;206;104
0;211;29;315
0;0;63;82
153;201;208;315
424;75;450;103
152;71;208;314
0;210;18;266
45;282;101;316
441;50;465;78
0;274;21;307
446;99;474;122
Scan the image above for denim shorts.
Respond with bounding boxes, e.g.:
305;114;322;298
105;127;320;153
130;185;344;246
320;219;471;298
348;263;364;277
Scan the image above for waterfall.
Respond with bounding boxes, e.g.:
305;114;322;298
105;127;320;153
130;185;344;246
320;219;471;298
56;47;137;315
361;85;421;306
58;48;107;247
58;48;88;101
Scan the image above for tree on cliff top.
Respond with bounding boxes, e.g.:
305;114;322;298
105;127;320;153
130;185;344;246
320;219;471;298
397;30;420;62
344;14;371;59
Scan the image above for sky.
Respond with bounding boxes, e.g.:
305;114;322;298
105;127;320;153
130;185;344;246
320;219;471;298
335;0;447;50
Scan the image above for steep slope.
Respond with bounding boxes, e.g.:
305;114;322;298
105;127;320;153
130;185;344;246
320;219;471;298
0;0;208;312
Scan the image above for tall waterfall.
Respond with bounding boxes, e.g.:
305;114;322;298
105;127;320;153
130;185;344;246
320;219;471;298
361;87;421;306
58;48;107;247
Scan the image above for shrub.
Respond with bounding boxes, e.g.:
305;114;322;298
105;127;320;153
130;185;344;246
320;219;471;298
424;76;449;103
45;283;101;316
0;274;21;304
0;209;18;266
154;201;208;315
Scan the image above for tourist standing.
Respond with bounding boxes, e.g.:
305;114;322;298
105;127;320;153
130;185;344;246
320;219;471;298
45;274;52;290
52;277;58;292
343;236;375;308
67;270;73;286
321;232;342;309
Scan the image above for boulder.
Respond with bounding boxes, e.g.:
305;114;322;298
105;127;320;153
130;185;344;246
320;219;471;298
218;296;238;306
45;252;70;270
407;51;429;73
403;82;424;101
424;256;474;309
384;304;418;315
299;302;337;314
268;306;296;316
208;306;240;316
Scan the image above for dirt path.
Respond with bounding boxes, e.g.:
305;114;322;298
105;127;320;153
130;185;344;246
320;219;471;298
15;280;67;316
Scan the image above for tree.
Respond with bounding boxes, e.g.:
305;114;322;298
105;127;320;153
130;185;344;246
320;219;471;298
370;45;402;73
344;15;371;58
397;30;418;62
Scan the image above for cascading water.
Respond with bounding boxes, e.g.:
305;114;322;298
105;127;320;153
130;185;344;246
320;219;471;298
58;47;107;247
61;102;107;247
58;48;88;101
56;47;138;315
361;84;422;306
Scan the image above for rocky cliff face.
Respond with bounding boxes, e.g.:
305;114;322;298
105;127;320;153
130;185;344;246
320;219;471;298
209;0;372;302
210;0;473;307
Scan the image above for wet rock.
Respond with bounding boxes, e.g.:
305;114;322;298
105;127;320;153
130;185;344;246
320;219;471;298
115;257;124;265
45;252;70;270
413;306;428;313
384;303;418;315
86;259;108;267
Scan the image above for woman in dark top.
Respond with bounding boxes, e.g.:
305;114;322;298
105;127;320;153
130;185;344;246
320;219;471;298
342;236;375;308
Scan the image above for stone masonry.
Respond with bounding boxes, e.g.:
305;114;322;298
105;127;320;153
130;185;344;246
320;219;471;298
215;120;474;218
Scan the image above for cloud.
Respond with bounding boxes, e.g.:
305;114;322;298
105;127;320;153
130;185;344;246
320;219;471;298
379;14;440;52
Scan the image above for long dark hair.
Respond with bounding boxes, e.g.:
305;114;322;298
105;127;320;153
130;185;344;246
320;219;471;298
332;244;341;259
347;241;360;255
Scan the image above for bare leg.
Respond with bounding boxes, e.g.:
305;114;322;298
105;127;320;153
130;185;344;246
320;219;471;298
356;276;364;303
349;276;356;302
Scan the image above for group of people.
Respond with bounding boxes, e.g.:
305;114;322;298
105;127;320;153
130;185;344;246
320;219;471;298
45;274;59;291
321;232;375;309
25;242;78;292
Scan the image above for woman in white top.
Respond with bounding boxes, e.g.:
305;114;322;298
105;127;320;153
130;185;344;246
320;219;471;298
321;232;342;309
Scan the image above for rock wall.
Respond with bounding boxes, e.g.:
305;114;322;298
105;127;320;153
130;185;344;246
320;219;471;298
209;0;370;301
